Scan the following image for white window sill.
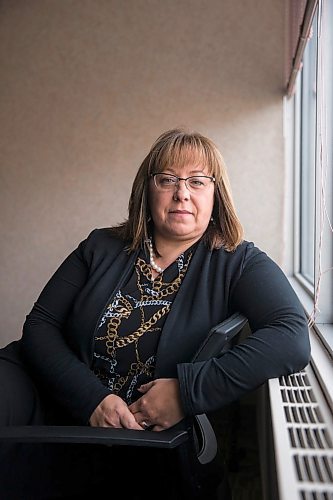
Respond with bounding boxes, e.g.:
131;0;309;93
288;277;333;411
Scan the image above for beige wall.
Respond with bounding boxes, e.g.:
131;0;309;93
0;0;285;346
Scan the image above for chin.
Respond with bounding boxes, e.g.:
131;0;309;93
169;230;202;242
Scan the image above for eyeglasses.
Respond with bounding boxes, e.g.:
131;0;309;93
151;173;215;192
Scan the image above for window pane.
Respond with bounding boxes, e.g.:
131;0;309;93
299;14;318;286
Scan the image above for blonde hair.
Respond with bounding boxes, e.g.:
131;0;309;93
110;128;243;252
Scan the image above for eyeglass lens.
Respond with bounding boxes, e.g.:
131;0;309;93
153;174;214;191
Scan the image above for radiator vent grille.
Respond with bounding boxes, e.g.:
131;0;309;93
300;491;333;500
294;455;333;483
271;368;333;499
284;404;324;424
289;428;333;449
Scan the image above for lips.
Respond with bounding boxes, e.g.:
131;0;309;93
169;210;192;215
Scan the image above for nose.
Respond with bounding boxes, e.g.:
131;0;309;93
174;179;190;201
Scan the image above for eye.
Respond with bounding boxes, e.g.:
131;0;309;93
188;177;206;188
159;175;176;185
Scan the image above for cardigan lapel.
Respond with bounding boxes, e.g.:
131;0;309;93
154;242;228;377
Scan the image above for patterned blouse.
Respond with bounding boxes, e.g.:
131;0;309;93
92;245;194;405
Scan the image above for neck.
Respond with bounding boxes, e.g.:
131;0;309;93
151;234;201;268
147;236;195;281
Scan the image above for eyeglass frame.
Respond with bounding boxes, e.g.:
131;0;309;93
150;173;216;192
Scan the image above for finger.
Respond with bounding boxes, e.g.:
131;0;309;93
128;421;145;430
126;410;153;430
124;419;143;430
138;381;154;393
102;416;123;428
131;411;148;427
128;401;139;413
140;420;152;430
120;413;145;430
151;425;164;432
95;420;121;428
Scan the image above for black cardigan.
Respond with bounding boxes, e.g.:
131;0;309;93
21;228;310;423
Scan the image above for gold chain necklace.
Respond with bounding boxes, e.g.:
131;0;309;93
104;251;192;355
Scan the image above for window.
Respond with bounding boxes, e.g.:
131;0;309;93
288;0;333;356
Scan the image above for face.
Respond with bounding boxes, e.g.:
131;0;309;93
148;164;215;245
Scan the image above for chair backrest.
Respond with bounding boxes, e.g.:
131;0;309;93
193;312;248;362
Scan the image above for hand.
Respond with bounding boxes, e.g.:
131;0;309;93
89;394;144;429
129;378;185;431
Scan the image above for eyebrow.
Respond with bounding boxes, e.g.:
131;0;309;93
163;168;206;175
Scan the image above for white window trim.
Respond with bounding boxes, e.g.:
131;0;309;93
283;0;333;412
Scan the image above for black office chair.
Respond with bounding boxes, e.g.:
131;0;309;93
0;312;248;499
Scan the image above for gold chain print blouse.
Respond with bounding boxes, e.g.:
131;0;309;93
92;246;194;405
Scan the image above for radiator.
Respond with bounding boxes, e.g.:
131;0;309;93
260;364;333;500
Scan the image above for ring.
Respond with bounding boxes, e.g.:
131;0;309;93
141;421;149;429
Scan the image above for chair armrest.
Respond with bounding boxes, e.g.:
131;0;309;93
190;313;249;464
194;414;218;464
0;425;189;449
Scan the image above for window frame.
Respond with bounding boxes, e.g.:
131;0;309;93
285;0;333;406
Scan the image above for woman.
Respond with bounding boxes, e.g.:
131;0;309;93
0;128;310;496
